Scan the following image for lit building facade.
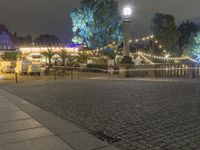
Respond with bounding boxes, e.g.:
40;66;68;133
19;47;79;55
0;24;18;52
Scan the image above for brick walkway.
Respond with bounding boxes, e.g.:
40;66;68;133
0;94;73;150
0;89;119;150
1;79;200;150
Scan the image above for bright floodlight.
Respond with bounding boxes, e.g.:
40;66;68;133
123;7;132;16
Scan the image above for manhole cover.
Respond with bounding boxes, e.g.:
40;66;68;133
92;130;121;144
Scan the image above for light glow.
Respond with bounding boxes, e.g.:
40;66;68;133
19;47;79;55
123;7;132;16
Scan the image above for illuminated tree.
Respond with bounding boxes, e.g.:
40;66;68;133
70;0;124;49
178;21;199;52
77;50;91;63
103;43;120;59
184;33;200;62
57;49;69;66
41;48;55;67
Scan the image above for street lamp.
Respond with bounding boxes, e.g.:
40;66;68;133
123;7;132;18
122;6;132;57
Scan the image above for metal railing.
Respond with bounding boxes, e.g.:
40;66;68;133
52;64;200;80
117;64;200;78
53;66;108;80
0;63;199;84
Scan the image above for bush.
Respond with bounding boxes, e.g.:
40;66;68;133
4;52;19;61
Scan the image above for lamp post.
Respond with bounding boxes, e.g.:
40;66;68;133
123;6;132;57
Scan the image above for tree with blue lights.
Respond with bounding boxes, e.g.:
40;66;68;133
70;0;124;49
178;21;199;52
184;33;200;62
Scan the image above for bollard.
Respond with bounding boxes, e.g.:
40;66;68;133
108;69;111;77
54;68;57;80
62;68;65;77
15;73;18;84
77;69;79;79
89;69;91;78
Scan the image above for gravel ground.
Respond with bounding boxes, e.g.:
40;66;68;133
1;79;200;150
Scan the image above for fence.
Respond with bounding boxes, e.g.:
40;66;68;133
52;63;200;80
0;63;199;84
53;66;108;80
0;67;109;84
118;63;200;78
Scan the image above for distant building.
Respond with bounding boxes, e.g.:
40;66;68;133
0;24;18;52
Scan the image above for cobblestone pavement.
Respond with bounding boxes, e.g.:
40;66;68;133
1;79;200;150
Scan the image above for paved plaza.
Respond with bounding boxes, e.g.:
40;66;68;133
0;88;119;150
0;92;73;150
1;79;200;150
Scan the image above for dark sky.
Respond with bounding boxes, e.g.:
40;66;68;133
0;0;199;42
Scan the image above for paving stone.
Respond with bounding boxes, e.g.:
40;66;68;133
0;98;8;102
2;93;42;113
0;127;53;145
95;145;121;150
27;109;82;135
0;118;42;134
0;101;11;105
0;111;30;123
0;104;20;113
61;131;109;150
0;136;73;150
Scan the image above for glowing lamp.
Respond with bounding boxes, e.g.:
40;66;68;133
123;7;132;16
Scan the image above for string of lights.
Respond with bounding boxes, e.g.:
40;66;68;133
130;34;168;53
100;34;198;63
140;54;154;64
130;34;198;63
136;51;197;63
131;34;154;43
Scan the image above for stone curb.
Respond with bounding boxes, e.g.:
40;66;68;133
88;77;200;83
0;89;120;150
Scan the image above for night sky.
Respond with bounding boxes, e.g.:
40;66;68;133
0;0;199;42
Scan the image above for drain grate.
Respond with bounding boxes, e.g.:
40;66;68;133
92;130;121;144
